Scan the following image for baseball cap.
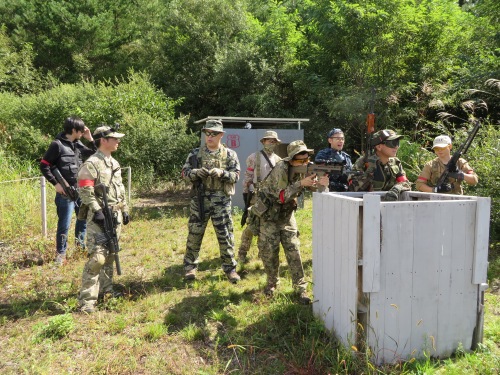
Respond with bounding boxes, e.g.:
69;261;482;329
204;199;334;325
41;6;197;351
432;135;452;149
284;140;313;161
260;130;281;143
202;119;224;133
93;124;125;139
327;128;343;138
371;129;403;146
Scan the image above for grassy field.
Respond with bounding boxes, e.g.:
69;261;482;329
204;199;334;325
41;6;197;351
0;187;499;374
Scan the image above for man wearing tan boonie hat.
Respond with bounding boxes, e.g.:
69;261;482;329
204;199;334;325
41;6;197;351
238;130;282;263
254;140;328;305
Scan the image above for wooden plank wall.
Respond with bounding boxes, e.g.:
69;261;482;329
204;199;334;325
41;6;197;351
368;200;479;364
312;192;361;347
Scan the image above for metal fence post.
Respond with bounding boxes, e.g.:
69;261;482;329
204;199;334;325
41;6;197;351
40;176;47;237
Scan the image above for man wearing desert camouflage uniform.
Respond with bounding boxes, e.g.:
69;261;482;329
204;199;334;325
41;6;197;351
182;119;241;283
350;129;411;200
238;130;282;263
77;124;130;313
256;140;329;304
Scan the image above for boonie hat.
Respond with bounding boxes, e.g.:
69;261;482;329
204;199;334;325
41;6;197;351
327;128;343;138
93;124;125;139
432;135;452;149
260;130;281;143
202;119;224;133
371;129;403;146
284;140;313;161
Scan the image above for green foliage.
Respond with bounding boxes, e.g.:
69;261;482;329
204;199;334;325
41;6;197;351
33;314;75;342
0;26;49;94
465;123;500;241
0;71;197;182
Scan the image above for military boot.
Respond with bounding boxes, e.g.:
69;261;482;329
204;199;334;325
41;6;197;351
184;268;197;281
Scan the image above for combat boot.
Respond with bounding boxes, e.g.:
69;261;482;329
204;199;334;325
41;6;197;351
264;283;277;297
298;291;311;305
184;268;197;281
226;270;241;284
80;303;97;314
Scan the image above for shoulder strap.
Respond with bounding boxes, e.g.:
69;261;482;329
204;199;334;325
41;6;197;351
260;150;274;168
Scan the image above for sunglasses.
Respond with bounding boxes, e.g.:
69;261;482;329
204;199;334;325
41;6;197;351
383;139;400;148
433;146;449;151
292;157;310;165
330;137;345;141
204;131;221;137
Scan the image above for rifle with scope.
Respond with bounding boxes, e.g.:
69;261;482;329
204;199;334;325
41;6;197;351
290;160;361;192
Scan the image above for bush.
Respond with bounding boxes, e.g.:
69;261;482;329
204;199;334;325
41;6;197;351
0;71;198;182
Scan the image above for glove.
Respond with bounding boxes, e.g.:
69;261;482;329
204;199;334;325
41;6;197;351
384;189;399;201
191;168;209;178
210;168;225;178
384;184;409;202
122;212;130;225
448;171;464;182
92;209;105;226
434;183;452;193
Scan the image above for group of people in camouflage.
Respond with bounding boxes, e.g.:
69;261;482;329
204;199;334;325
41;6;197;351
41;116;478;312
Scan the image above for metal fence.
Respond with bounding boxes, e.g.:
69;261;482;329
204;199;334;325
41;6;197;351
0;167;131;238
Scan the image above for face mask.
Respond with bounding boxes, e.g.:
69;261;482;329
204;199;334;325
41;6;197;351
263;144;276;154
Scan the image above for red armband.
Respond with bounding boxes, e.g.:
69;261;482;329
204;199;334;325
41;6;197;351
417;176;427;182
279;190;285;204
78;179;95;187
247;167;254;171
40;159;51;166
396;176;408;183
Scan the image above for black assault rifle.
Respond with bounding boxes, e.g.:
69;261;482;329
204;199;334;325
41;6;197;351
290;160;362;193
241;187;254;227
435;120;481;189
94;183;122;275
51;166;78;201
189;153;205;221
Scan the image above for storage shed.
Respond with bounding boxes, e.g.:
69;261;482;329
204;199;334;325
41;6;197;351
312;191;490;364
194;116;309;209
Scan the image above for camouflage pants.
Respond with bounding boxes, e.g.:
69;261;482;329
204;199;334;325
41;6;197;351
258;212;307;292
238;225;255;258
78;218;122;308
184;193;237;273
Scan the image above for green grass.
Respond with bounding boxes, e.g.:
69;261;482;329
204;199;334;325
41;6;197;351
0;188;499;374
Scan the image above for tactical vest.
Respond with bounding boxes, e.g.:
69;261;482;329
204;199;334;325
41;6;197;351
55;137;81;186
371;158;401;191
197;145;235;195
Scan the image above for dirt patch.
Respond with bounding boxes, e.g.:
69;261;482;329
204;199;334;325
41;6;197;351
133;188;191;208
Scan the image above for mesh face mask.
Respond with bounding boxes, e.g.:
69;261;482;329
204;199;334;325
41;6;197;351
263;144;276;154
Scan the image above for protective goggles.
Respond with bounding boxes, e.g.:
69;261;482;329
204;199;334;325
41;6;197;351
383;139;400;148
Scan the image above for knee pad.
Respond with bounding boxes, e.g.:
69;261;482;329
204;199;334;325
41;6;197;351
87;253;106;274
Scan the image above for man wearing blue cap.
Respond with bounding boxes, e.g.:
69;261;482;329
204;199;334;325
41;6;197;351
315;128;353;192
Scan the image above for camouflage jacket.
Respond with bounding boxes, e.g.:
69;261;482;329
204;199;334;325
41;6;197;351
416;157;475;195
243;150;281;193
258;159;304;218
351;154;411;192
77;150;128;213
181;145;240;194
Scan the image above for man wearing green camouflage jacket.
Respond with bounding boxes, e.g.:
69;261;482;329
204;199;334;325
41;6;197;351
350;129;411;200
77;125;129;313
256;140;328;304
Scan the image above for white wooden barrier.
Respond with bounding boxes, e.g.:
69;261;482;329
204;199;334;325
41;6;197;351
312;191;490;364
